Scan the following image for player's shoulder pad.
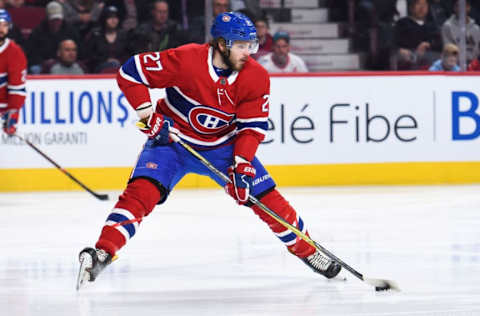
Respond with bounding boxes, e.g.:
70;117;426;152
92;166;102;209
237;58;270;98
242;58;270;85
170;42;209;57
245;57;269;77
160;43;209;69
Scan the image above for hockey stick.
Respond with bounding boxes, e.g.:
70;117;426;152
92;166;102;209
13;134;109;201
164;131;399;292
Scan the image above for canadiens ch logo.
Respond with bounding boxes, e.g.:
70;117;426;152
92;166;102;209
188;106;234;135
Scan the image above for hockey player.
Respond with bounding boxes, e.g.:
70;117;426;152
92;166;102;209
0;10;27;136
77;12;341;289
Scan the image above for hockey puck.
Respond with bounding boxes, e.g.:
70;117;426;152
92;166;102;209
375;285;390;292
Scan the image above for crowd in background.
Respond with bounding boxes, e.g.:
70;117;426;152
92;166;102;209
345;0;480;71
2;0;480;74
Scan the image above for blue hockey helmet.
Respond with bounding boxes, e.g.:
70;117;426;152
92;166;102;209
211;12;258;54
0;9;11;25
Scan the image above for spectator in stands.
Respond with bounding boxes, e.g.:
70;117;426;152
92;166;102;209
87;5;128;73
49;38;84;74
355;0;398;70
258;31;308;73
326;0;348;22
72;6;97;44
442;0;480;64
0;2;25;48
213;0;230;17
429;0;452;28
230;0;261;20
135;0;152;23
103;0;137;31
393;0;442;70
197;0;229;43
188;0;230;44
23;0;49;6
26;1;80;74
469;0;480;24
356;0;398;26
167;0;203;32
61;0;104;24
127;0;187;54
468;54;480;71
429;43;460;71
251;16;272;60
6;0;24;8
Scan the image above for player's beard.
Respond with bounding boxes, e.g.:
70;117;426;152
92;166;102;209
220;49;245;71
0;32;7;43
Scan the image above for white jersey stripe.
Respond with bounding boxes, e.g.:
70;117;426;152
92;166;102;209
227;70;239;85
236;117;269;123
0;39;9;54
134;54;149;86
7;84;26;89
172;86;201;105
111;208;140;231
177;129;237;147
237;127;267;136
8;91;26;96
284;239;297;246
275;229;292;238
105;220;132;241
119;67;141;84
207;47;219;83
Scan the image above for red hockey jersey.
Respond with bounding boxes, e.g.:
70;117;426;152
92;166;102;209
117;43;270;159
0;38;27;111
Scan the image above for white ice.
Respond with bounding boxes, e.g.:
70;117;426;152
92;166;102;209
1;185;480;316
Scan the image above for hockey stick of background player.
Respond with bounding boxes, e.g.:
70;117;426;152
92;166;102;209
13;134;109;201
160;130;399;292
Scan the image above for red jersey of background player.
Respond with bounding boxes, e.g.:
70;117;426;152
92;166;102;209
117;43;270;155
0;38;27;111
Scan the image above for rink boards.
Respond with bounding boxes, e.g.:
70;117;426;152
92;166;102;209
2;72;480;191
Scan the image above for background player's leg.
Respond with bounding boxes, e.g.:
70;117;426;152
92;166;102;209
95;178;162;256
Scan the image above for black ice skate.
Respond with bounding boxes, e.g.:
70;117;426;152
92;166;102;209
76;247;113;290
301;250;342;279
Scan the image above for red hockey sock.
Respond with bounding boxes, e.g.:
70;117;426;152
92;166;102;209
95;178;161;256
251;189;315;258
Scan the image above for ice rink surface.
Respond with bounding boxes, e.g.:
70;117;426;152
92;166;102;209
1;185;479;316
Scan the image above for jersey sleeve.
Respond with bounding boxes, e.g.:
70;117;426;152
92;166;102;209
234;71;270;161
6;45;27;110
117;49;182;117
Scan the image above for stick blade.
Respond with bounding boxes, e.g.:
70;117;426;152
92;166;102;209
95;194;109;201
364;277;400;292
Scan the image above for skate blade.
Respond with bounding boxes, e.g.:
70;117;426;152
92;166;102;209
76;254;92;291
330;272;348;282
